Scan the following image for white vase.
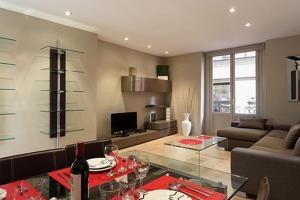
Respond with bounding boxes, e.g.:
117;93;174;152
182;113;192;136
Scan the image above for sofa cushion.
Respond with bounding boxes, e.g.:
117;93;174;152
294;137;300;156
217;127;269;142
253;130;287;148
251;130;293;155
266;129;288;139
250;145;293;155
284;124;300;149
237;118;267;130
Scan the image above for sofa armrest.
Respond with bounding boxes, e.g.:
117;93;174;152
231;147;300;200
231;121;239;127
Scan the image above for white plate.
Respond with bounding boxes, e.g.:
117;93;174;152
0;188;7;200
87;158;111;169
89;160;117;172
141;189;192;200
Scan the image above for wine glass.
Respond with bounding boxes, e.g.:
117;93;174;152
119;177;137;200
104;144;118;177
133;155;150;195
126;151;140;169
99;180;121;200
14;177;46;200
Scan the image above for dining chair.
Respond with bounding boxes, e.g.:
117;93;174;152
0;148;66;184
257;176;270;200
0;157;13;184
65;139;111;166
13;148;67;181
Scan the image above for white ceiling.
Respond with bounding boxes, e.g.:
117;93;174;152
1;0;300;57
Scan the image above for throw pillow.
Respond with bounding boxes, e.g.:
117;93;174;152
294;137;300;156
237;118;267;130
285;124;300;149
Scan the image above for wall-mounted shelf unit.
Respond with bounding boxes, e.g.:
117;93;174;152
0;62;16;67
40;46;84;55
0;135;15;141
40;108;84;112
0;36;16;141
0;112;16;115
146;120;177;135
40;67;85;74
0;88;16;91
145;105;168;108
40;127;84;135
121;76;172;93
40;89;85;93
0;36;16;42
39;42;85;147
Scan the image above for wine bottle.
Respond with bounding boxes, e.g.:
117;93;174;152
71;142;89;199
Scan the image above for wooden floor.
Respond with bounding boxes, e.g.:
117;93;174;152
121;134;251;200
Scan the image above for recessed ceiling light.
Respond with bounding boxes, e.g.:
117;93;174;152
165;51;169;54
124;37;129;41
229;7;236;13
64;11;72;16
245;22;251;27
147;45;152;48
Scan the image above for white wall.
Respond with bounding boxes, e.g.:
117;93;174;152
0;8;166;157
0;8;98;157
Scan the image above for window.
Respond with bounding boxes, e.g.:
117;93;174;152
212;51;257;115
235;51;256;114
212;55;230;113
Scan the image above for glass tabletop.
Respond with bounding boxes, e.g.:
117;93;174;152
164;135;227;151
1;150;246;200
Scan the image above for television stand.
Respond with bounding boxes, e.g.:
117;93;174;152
121;132;131;137
110;128;177;149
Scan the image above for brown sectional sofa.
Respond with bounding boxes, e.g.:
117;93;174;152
217;122;300;200
217;121;272;150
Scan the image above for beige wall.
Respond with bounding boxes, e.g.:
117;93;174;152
263;35;300;124
3;5;300;159
0;8;166;157
97;41;165;138
166;53;205;135
0;8;98;157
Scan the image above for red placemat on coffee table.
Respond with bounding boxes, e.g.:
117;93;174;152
179;139;203;145
48;157;132;190
0;180;45;200
199;135;212;140
142;175;225;200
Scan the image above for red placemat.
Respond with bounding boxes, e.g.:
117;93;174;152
199;135;212;140
142;175;225;200
0;180;45;200
48;157;132;190
179;139;203;145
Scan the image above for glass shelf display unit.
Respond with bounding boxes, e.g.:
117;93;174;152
0;36;17;141
0;134;15;141
39;43;85;147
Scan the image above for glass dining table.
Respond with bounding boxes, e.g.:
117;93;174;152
0;150;247;200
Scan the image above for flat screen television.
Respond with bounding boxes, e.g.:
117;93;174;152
111;112;137;136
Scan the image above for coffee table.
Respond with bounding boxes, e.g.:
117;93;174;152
164;135;228;167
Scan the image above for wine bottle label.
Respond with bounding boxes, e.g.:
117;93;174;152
71;174;81;200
